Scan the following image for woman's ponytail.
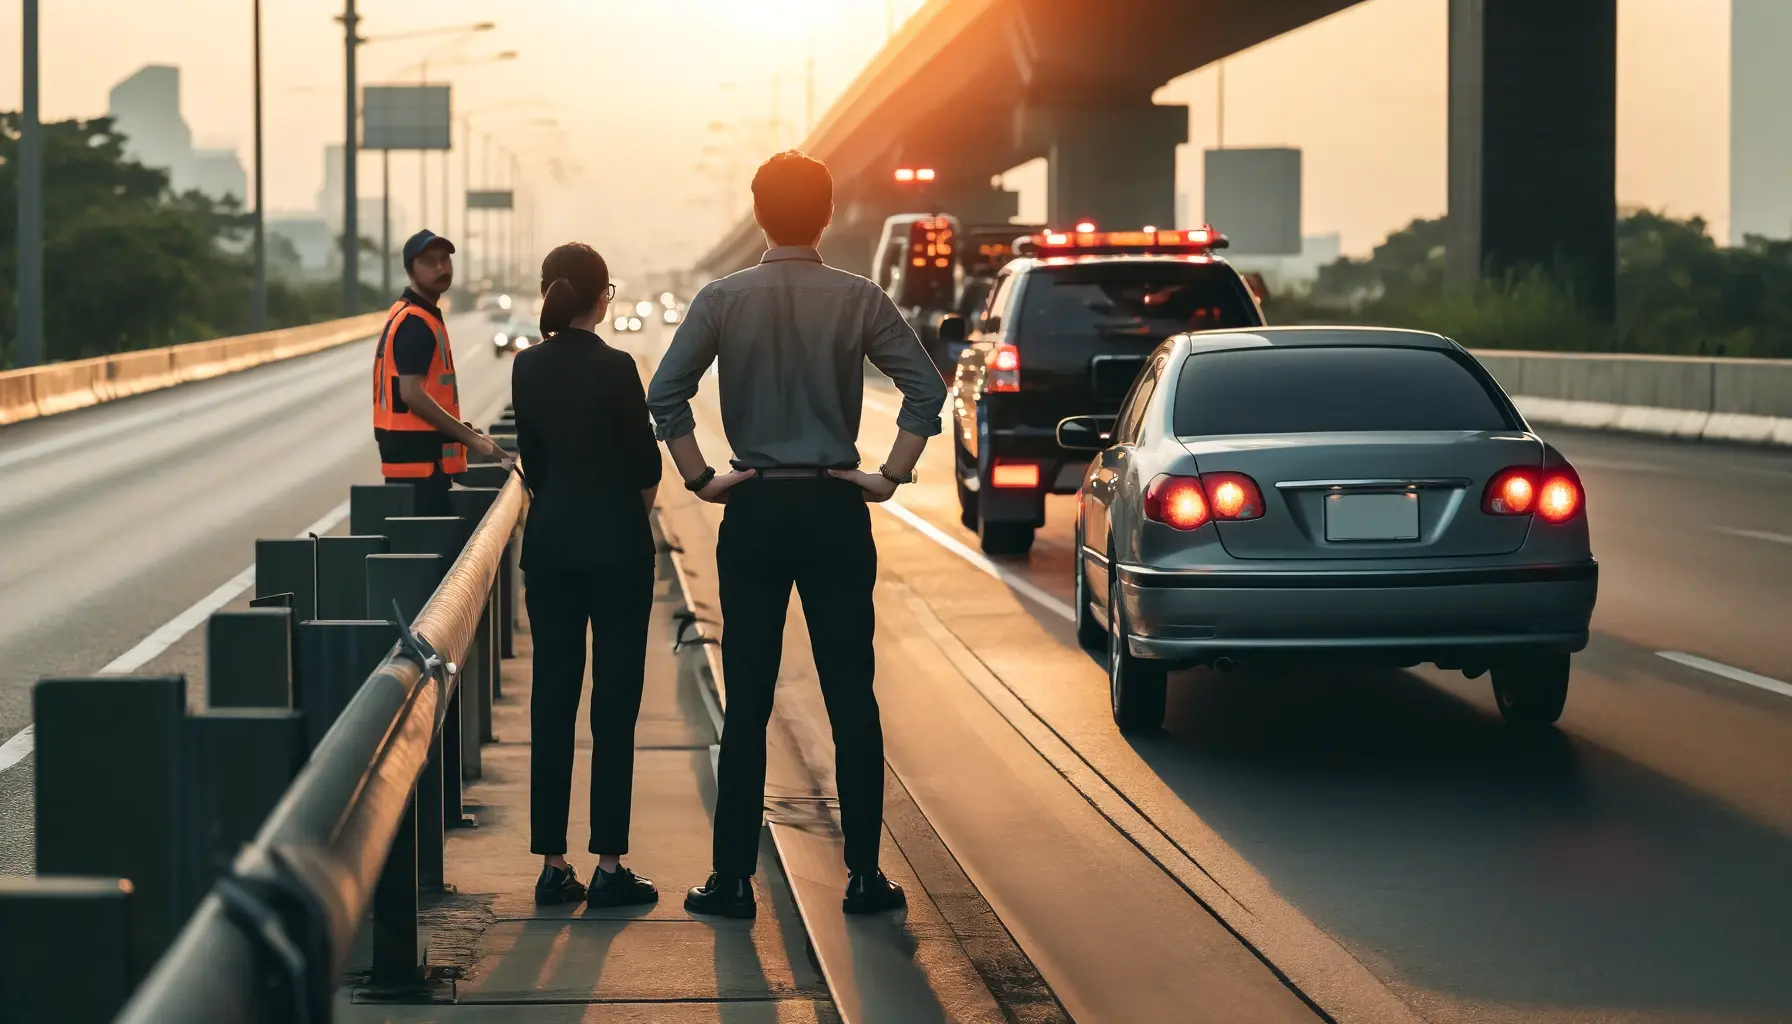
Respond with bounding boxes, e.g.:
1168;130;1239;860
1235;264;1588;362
540;277;579;338
537;243;612;339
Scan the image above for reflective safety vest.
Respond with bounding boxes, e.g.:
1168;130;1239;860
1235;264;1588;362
372;299;467;478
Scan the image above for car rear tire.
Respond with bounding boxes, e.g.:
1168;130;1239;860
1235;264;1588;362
1074;527;1105;651
979;518;1035;556
1491;653;1571;727
1108;573;1166;733
954;436;979;530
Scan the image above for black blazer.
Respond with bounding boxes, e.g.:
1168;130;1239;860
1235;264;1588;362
511;329;663;572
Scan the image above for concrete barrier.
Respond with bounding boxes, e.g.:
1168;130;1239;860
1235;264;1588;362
0;312;386;427
1472;349;1792;448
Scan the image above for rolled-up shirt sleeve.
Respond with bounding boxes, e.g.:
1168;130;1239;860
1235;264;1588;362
646;284;720;442
863;286;947;437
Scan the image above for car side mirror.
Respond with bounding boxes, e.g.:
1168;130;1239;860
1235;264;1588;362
937;315;967;346
1056;415;1113;452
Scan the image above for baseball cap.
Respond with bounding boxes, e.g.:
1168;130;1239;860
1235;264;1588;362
402;229;456;269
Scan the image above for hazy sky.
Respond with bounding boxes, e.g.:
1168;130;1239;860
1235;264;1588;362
0;0;1733;276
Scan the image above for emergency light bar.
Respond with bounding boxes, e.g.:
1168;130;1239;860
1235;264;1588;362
1014;225;1230;257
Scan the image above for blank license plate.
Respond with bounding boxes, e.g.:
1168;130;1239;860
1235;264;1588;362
1325;493;1419;542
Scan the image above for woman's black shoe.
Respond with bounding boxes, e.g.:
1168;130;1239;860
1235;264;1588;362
534;864;588;906
843;870;906;915
684;873;755;919
588;865;659;908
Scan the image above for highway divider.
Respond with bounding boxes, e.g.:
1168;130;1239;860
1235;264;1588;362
0;312;388;426
1472;348;1792;447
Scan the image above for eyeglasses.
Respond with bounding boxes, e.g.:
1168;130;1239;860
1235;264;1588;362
602;284;617;303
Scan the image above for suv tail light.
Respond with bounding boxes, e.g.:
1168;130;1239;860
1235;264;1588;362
1483;465;1583;522
991;462;1039;489
1144;473;1265;531
988;344;1020;392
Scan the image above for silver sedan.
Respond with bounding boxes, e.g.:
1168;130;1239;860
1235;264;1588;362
1061;327;1598;734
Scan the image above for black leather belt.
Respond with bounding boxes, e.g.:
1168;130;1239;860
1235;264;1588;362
750;466;843;480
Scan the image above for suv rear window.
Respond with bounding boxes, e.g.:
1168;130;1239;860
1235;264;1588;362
1016;262;1259;341
1173;346;1514;435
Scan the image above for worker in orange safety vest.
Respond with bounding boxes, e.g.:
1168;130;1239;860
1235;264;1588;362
372;229;513;515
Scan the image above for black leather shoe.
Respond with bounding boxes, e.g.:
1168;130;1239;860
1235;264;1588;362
534;864;588;906
843;870;906;915
684;872;755;919
588;865;659;908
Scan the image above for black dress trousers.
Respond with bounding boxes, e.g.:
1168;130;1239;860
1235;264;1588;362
712;477;883;877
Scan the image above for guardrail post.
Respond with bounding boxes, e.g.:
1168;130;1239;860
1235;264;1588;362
204;607;293;710
254;538;317;621
369;793;423;993
316;535;391;619
350;482;416;537
33;676;195;977
0;877;134;1024
386;515;482;783
293;620;394;753
188;709;305;891
367;552;455;886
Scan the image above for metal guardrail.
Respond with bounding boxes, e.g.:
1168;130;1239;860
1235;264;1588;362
103;470;525;1023
0;312;389;425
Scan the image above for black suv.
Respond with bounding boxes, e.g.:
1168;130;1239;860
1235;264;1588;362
946;228;1265;555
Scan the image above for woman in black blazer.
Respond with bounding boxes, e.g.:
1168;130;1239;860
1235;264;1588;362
512;242;661;907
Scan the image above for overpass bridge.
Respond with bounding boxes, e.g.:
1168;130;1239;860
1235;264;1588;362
697;0;1619;315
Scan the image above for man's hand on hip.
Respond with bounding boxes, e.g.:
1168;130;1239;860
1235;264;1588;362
829;468;899;503
698;468;757;504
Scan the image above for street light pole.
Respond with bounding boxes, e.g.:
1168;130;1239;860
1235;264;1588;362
252;0;268;331
342;0;360;314
16;0;44;367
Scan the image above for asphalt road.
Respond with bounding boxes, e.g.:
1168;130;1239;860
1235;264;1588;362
833;362;1792;1023
0;314;513;877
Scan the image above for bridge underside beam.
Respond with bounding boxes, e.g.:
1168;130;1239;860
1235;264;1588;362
1447;0;1617;317
1021;100;1187;232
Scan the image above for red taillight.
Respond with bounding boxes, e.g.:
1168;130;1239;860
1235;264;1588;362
988;344;1020;392
1483;465;1583;522
1484;468;1536;515
1537;471;1582;523
1145;476;1209;530
1201;472;1264;521
991;463;1039;489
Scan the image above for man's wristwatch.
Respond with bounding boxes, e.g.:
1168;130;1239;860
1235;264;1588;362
685;466;717;492
878;464;916;486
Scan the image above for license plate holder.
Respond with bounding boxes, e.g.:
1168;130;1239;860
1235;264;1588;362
1325;492;1419;542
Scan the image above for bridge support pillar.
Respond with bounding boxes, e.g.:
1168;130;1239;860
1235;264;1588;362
1448;0;1616;317
1028;100;1185;231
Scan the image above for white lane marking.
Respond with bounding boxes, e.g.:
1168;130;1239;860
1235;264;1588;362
1716;527;1792;548
876;500;1076;623
0;499;352;777
1657;651;1792;701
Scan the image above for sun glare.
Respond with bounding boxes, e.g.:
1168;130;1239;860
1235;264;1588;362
716;0;835;35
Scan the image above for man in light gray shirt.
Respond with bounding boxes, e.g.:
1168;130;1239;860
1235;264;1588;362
647;151;946;920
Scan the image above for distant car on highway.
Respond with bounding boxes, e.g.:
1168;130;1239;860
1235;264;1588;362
948;226;1263;555
1058;326;1598;733
490;318;538;354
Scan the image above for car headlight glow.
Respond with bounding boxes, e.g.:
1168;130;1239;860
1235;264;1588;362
515;337;531;350
494;333;508;346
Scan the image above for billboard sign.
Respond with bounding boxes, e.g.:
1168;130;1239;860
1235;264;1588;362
1203;147;1302;256
363;85;451;151
466;190;515;211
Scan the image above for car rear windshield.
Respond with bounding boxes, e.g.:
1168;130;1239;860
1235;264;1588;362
1172;345;1515;435
1016;262;1259;340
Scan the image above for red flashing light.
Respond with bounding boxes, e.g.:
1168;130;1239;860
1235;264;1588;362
895;168;916;182
917;167;936;181
1075;220;1097;233
1027;224;1228;256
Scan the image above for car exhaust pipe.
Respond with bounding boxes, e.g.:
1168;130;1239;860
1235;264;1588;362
1211;656;1240;674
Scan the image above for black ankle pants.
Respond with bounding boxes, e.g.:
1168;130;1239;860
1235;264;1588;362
712;478;883;877
525;559;654;856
